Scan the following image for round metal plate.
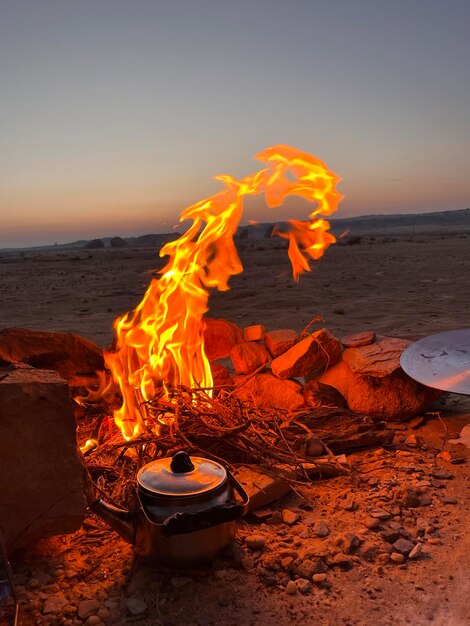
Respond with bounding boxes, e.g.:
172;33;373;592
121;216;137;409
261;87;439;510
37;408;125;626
400;329;470;395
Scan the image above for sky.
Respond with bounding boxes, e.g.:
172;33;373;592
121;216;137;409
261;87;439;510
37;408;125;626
1;0;469;248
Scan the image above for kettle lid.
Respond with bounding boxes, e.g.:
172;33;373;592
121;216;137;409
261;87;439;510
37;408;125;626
137;451;227;497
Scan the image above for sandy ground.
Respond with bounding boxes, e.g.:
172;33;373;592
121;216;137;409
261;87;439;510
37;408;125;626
1;231;470;626
1;232;469;347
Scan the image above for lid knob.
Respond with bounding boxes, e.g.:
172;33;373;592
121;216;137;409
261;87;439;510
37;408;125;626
170;451;195;473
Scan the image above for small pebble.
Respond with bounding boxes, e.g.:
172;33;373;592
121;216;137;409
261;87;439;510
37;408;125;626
285;580;297;595
245;534;266;550
408;543;423;560
312;573;327;584
390;552;405;564
282;509;300;525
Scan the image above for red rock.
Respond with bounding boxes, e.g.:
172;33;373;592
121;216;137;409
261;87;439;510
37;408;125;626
233;373;305;412
341;330;376;348
271;328;342;379
210;363;234;388
0;365;92;554
230;342;270;374
343;336;411;377
264;329;298;358
243;324;266;342
202;318;243;361
0;327;104;387
320;360;442;421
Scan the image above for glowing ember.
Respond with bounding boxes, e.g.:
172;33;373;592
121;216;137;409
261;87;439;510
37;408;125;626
106;145;343;440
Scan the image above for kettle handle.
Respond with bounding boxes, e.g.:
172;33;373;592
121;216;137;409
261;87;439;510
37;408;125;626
161;469;250;536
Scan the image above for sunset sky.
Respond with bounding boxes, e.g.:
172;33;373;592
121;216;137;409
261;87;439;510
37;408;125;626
1;0;469;248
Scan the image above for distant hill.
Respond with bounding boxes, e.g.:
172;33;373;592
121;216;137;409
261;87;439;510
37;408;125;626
235;208;470;239
2;208;469;252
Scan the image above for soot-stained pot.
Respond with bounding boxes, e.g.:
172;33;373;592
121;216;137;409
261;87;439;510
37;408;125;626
92;451;249;566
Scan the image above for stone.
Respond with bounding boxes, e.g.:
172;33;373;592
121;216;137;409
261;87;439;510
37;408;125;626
312;573;327;584
210;363;234;388
330;554;353;569
43;594;68;614
85;617;103;626
285;580;297;595
282;509;300;525
405;434;421;448
304;435;324;457
303;380;348;410
390;552;405;564
233;373;305;411
335;533;361;554
78;599;101;620
359;541;380;561
126;597;147;616
392;538;415;555
281;556;294;570
243;325;266;342
365;517;381;530
294;560;315;579
320;360;442;421
202;318;243;361
341;331;376;348
369;509;392;521
408;543;423;559
314;522;330;538
0;366;92;554
230;342;270;374
245;535;266;550
442;496;458;504
432;468;454;480
343;336;412;377
271;328;342;379
264;329;298;358
0;327;105;387
382;529;400;544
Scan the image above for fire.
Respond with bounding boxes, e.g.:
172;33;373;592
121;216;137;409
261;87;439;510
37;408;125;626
105;145;343;440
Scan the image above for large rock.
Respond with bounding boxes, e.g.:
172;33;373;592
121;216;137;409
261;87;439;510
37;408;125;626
265;329;298;358
243;324;266;342
343;336;411;377
0;327;105;387
202;318;243;361
0;365;91;554
271;328;342;379
230;342;270;374
233;373;305;412
319;360;442;421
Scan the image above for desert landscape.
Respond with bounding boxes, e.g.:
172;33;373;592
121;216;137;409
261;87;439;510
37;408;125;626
1;218;470;626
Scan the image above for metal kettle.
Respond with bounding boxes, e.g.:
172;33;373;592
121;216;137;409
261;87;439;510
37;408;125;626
92;451;249;566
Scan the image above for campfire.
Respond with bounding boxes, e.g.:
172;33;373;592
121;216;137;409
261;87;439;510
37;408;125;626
0;145;444;560
94;144;342;443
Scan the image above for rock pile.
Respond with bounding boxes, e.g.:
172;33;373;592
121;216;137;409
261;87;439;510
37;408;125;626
203;318;441;420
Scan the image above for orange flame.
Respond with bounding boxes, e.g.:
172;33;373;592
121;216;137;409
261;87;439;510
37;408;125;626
105;145;343;440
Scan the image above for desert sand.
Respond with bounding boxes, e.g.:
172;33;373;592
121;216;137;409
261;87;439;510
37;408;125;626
1;229;470;626
1;231;469;348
